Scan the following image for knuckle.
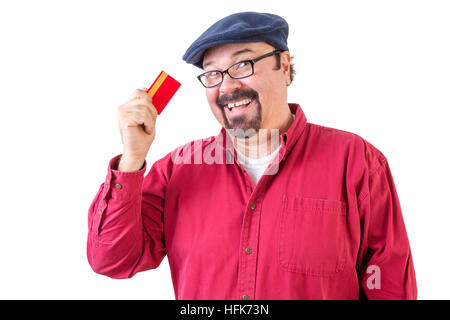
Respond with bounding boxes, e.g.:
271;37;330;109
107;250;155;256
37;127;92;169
146;103;157;114
117;105;126;116
137;110;146;119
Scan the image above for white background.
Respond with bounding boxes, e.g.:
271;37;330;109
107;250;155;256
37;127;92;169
0;0;449;299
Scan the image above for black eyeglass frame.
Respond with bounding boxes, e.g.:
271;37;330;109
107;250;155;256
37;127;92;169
197;49;283;88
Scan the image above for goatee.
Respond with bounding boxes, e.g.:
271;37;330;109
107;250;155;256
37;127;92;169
217;88;262;138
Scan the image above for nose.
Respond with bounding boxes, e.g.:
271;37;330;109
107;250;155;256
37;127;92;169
219;72;242;95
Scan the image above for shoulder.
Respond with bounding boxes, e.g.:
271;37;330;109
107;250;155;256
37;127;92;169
306;122;387;174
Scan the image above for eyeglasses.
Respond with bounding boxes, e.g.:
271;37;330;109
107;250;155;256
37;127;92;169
197;49;283;88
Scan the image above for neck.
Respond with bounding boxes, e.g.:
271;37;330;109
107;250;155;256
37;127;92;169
232;108;294;159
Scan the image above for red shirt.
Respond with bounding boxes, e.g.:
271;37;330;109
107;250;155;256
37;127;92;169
87;104;417;300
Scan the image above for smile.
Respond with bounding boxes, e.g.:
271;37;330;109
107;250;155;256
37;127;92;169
226;98;253;111
223;97;256;118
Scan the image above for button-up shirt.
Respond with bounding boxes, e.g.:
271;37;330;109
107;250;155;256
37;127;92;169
87;104;417;300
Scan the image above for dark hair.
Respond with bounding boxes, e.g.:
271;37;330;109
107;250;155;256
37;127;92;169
274;51;296;85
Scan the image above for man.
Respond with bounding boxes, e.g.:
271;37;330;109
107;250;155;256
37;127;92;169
87;12;417;300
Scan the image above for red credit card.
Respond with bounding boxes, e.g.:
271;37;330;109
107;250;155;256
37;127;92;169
146;71;181;114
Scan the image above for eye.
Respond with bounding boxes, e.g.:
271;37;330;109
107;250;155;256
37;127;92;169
236;61;249;69
206;71;220;78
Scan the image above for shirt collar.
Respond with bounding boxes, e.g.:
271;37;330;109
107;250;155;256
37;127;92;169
214;103;308;162
280;103;308;159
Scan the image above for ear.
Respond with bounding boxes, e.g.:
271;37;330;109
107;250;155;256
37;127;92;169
281;51;291;86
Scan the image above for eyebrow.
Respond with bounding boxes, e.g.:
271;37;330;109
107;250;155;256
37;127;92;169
203;48;255;69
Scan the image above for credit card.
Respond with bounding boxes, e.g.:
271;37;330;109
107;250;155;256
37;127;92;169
146;71;181;114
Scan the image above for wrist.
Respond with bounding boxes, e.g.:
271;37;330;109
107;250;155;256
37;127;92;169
117;155;145;172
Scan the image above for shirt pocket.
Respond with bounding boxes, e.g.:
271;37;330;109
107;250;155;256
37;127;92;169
278;195;348;276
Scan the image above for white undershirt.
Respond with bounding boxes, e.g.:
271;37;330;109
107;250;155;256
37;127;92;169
235;144;282;185
233;114;295;185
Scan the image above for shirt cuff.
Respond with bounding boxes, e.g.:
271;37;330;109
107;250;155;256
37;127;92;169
102;154;147;201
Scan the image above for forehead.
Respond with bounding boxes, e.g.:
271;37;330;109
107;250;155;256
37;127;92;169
202;42;274;69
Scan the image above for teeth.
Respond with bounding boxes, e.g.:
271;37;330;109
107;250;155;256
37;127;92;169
227;98;252;110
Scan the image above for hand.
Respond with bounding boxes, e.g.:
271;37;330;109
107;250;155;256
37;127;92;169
117;88;157;171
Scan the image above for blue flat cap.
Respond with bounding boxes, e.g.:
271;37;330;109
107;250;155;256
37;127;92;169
183;12;289;69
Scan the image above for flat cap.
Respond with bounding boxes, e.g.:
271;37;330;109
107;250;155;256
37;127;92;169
183;12;289;69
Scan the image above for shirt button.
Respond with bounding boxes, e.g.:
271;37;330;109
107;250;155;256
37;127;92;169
250;203;256;210
245;247;252;254
115;183;122;190
242;294;249;300
98;210;102;215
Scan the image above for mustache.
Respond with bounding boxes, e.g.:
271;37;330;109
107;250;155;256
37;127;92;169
216;89;259;107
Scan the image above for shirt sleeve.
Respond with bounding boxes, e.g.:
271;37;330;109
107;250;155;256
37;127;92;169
357;154;417;299
87;154;167;279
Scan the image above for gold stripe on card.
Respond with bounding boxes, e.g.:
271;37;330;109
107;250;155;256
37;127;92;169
148;72;168;97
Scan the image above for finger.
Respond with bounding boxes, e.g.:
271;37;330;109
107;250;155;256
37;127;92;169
130;111;154;135
128;93;151;105
145;103;158;121
126;97;153;110
127;101;158;121
126;88;151;103
124;103;156;120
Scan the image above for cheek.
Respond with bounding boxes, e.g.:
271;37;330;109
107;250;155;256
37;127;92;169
206;89;219;107
244;79;268;106
259;78;284;105
205;89;225;124
210;106;224;124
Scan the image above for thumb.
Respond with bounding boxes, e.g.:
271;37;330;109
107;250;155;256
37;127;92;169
143;124;154;136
